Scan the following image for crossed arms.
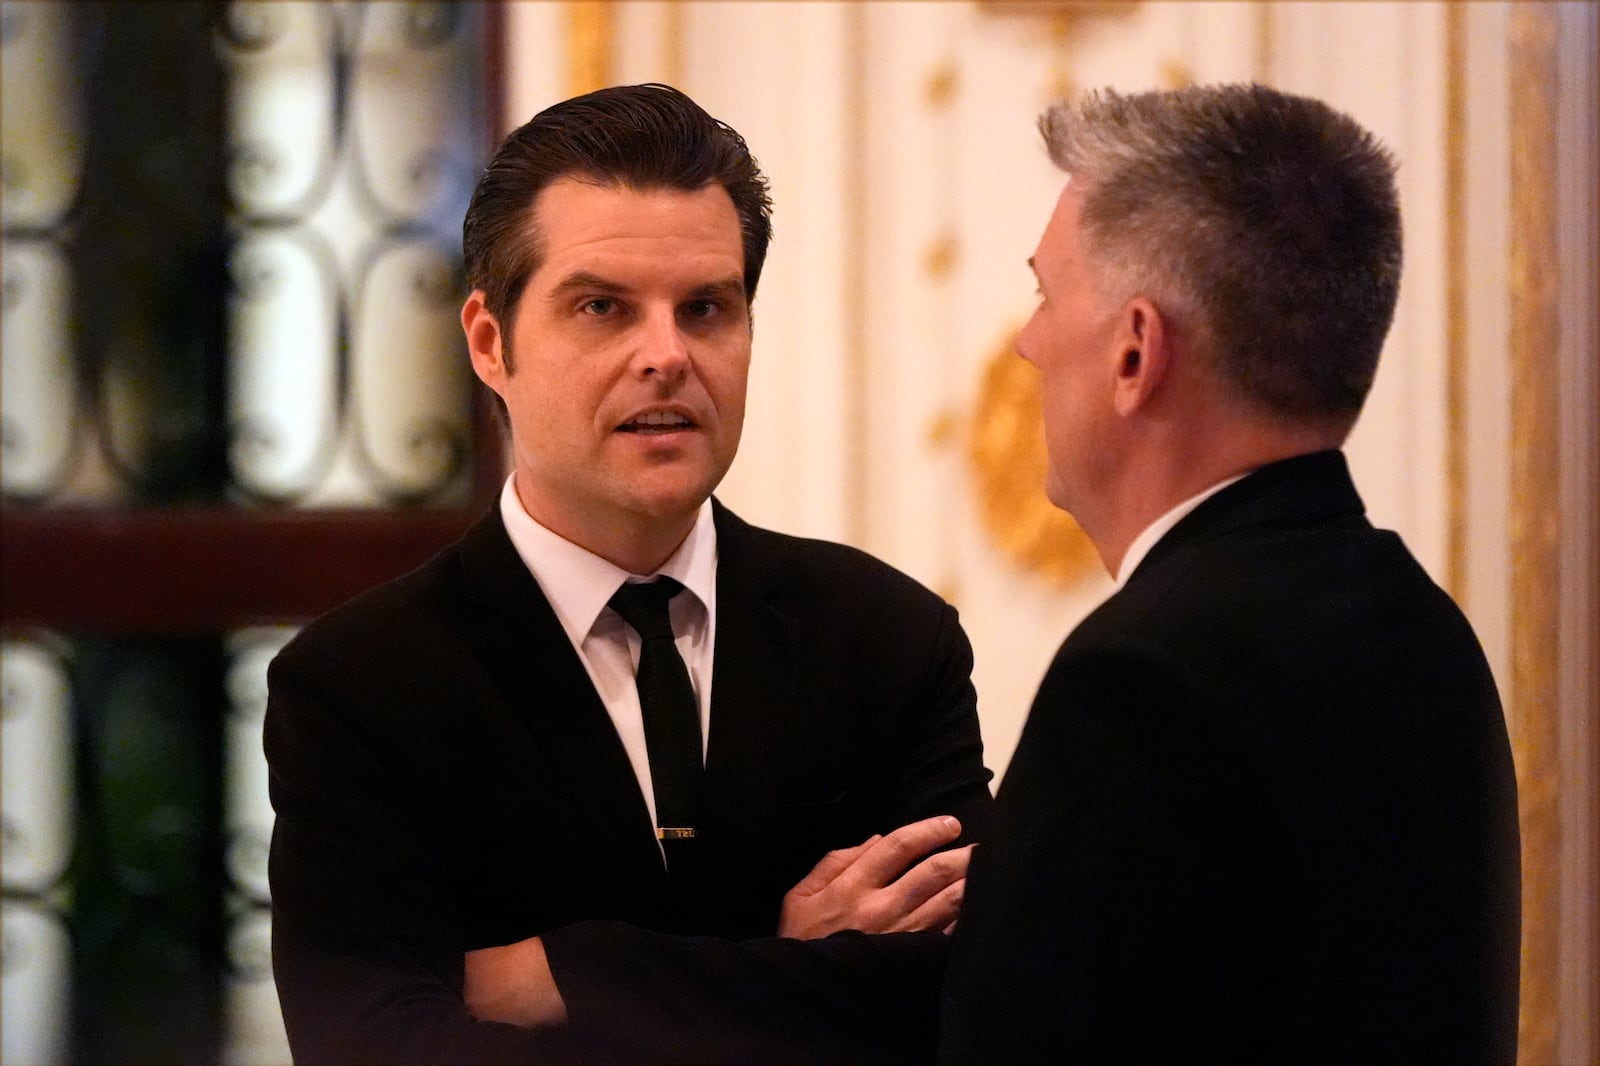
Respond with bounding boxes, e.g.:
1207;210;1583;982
265;576;992;1064
464;815;975;1028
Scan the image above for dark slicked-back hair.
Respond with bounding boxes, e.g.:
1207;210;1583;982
1040;83;1402;423
463;83;773;353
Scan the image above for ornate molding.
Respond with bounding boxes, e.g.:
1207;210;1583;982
977;1;1137;25
977;1;1139;105
1508;5;1561;1063
966;330;1099;587
925;60;958;109
1159;58;1192;91
1444;5;1468;604
924;234;959;281
564;0;612;98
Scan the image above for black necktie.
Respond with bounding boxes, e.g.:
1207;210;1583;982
607;578;702;847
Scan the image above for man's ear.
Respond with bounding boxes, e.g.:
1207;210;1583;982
461;290;508;391
1111;296;1169;417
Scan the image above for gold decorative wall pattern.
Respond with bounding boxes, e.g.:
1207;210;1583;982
977;2;1139;27
979;1;1140;104
1159;58;1193;90
1508;7;1562;1062
965;329;1100;587
925;59;959;108
920;58;960;285
924;234;959;280
565;0;612;97
1443;4;1468;605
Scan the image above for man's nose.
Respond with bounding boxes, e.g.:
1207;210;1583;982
632;308;690;379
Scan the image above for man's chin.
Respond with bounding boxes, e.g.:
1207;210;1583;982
623;479;720;525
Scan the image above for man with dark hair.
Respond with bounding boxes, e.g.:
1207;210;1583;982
267;84;991;1065
939;84;1519;1064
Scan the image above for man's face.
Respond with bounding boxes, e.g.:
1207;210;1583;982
472;178;751;555
1017;180;1123;516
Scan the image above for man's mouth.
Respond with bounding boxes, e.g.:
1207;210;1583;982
618;411;696;435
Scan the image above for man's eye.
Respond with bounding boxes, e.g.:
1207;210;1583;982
682;300;718;319
582;298;616;316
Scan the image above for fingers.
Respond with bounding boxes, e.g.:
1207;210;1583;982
788;835;882;899
847;815;963;890
884;843;972;928
896;874;966;935
775;816;968;940
905;841;973;897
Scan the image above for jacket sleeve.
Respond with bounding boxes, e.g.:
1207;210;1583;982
547;924;952;1066
265;640;586;1066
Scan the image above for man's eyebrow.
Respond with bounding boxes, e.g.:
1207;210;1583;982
687;277;747;302
543;273;747;303
546;271;628;301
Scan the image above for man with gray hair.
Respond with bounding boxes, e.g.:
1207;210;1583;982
939;84;1519;1064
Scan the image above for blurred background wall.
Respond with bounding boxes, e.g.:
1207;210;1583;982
2;2;1594;1063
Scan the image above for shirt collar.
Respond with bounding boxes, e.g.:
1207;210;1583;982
498;476;717;647
1113;472;1250;588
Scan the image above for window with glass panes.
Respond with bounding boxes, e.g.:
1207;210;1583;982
0;4;504;1061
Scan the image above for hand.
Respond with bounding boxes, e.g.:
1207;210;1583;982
778;815;972;940
463;936;569;1028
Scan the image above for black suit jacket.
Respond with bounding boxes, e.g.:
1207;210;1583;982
940;451;1520;1065
267;501;993;1065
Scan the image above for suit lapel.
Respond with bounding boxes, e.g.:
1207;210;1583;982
454;509;666;881
701;501;801;837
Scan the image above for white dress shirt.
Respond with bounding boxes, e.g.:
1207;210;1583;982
498;476;718;833
1113;473;1250;588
